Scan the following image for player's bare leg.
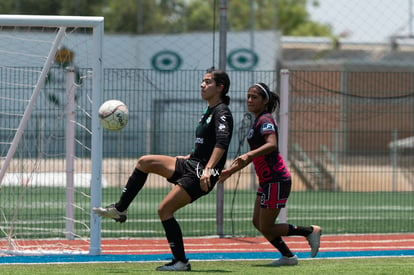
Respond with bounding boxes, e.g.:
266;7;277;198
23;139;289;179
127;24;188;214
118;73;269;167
93;155;177;222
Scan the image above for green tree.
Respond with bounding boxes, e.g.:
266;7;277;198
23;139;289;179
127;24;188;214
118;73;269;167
102;0;189;34
227;0;331;36
276;0;331;36
59;0;104;16
0;0;61;15
0;0;104;17
186;0;215;32
0;0;332;37
0;0;16;13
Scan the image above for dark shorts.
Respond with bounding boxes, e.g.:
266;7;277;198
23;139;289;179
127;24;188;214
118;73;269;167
167;158;218;202
257;179;292;209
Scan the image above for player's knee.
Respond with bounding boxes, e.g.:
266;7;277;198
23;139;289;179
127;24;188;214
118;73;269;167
157;205;172;220
136;155;151;170
157;205;165;218
258;224;273;237
157;206;162;216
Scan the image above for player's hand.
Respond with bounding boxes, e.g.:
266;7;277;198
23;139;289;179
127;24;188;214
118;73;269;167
228;154;250;172
218;154;251;183
233;154;251;168
199;173;210;192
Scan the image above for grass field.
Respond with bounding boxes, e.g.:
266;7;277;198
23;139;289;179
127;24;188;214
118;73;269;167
1;186;414;241
1;181;413;272
0;258;413;274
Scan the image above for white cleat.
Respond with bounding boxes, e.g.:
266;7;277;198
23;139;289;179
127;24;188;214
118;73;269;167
306;225;322;257
155;259;191;271
267;255;298;266
92;204;127;223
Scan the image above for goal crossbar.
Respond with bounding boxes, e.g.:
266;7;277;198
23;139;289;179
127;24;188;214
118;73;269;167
0;15;104;28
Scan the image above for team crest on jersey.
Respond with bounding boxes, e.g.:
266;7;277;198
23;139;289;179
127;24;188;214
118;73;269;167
247;129;254;139
206;115;212;124
218;123;226;131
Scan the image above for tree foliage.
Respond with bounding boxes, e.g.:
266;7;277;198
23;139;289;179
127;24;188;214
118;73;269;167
0;0;332;37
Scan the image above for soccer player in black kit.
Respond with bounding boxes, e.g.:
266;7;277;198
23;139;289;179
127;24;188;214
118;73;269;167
93;69;233;271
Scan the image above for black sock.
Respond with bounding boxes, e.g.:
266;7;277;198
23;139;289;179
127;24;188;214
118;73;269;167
270;236;294;258
115;168;147;212
287;224;313;237
161;217;187;262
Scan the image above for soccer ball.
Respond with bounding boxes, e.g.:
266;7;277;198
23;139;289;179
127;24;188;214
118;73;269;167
98;100;129;131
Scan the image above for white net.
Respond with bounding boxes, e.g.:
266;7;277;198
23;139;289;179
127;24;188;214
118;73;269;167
0;16;103;255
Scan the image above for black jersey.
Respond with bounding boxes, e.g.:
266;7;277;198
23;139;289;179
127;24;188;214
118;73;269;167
189;102;233;172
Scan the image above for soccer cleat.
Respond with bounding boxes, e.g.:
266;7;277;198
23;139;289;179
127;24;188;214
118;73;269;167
92;204;127;223
155;259;191;271
268;255;298;266
306;225;322;257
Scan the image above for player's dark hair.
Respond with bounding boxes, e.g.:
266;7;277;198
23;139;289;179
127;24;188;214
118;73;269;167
207;67;231;105
253;82;280;114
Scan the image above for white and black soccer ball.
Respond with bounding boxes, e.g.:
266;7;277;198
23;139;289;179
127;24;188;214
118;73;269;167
98;100;129;131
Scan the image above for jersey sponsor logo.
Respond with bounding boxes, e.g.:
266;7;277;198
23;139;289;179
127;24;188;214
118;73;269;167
218;123;226;131
262;123;275;132
220;115;227;121
195;137;204;144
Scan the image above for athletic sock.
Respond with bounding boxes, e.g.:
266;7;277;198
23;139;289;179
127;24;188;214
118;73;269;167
115;168;148;212
270;236;294;258
287;224;313;237
161;217;187;263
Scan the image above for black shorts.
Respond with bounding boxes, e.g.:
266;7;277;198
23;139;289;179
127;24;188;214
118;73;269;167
167;158;218;202
257;179;291;209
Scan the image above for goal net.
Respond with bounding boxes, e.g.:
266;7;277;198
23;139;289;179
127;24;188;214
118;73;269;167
0;15;103;255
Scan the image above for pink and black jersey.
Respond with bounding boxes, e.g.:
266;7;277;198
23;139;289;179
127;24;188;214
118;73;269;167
247;112;291;184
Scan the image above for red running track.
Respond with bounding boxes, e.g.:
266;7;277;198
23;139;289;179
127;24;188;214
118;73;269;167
101;234;414;255
1;234;414;255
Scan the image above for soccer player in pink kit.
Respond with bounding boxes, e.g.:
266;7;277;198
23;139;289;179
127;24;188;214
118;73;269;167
219;82;321;266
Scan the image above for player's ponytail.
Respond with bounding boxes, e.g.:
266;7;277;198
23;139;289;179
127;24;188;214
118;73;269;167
267;91;280;114
222;95;230;105
254;82;280;114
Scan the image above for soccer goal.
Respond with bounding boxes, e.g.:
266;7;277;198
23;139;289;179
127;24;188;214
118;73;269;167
0;15;103;255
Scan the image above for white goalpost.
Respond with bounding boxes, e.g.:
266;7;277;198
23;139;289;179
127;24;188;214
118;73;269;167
0;15;103;255
278;69;290;224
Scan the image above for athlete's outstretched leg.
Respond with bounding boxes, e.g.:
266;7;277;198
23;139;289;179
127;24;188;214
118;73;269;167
114;168;147;211
116;155;177;210
93;155;177;222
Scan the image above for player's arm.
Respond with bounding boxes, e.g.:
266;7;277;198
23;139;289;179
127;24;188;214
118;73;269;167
199;147;226;191
219;133;277;183
245;132;277;160
201;107;233;191
205;147;226;171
